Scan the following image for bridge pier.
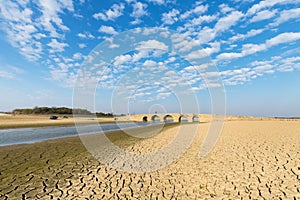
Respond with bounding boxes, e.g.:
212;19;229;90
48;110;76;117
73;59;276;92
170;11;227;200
187;116;193;123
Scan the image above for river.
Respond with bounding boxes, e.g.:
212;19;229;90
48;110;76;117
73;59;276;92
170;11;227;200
0;122;170;147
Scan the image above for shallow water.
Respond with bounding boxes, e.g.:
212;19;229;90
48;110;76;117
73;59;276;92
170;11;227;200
0;122;162;146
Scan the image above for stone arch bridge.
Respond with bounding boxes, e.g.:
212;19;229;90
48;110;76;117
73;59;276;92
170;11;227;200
115;113;200;123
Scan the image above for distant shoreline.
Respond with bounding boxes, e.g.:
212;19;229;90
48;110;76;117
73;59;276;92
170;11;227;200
274;117;300;119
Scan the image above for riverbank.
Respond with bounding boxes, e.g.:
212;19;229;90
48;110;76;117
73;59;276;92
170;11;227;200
0;114;115;129
0;120;300;199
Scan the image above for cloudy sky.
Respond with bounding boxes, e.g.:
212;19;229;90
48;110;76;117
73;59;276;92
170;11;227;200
0;0;300;117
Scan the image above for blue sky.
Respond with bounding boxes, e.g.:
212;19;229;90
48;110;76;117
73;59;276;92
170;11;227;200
0;0;300;117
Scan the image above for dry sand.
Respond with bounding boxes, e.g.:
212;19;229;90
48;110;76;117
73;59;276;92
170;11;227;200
0;120;300;199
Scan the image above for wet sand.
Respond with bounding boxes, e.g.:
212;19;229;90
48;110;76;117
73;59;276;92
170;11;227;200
0;120;300;199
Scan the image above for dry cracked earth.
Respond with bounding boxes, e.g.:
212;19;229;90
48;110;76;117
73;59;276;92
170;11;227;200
0;120;300;199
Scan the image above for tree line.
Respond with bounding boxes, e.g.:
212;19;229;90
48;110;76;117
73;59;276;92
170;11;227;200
11;107;113;117
12;107;92;115
95;112;114;117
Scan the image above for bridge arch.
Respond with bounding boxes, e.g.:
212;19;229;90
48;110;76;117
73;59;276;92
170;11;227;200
179;115;188;123
192;115;199;122
151;115;160;122
163;115;174;123
142;116;148;122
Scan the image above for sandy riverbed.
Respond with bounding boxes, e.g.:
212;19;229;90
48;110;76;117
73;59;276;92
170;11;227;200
0;120;300;199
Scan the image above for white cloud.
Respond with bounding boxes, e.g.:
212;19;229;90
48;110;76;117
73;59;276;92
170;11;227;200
246;0;300;16
220;68;254;86
0;1;42;61
58;0;74;12
183;15;218;31
278;56;300;72
146;0;165;4
186;42;220;59
0;66;24;79
219;4;234;14
165;70;177;76
104;37;120;49
49;67;77;88
143;60;157;67
0;0;75;62
157;92;171;100
47;39;68;53
78;43;86;48
132;51;149;62
250;9;277;23
214;11;244;33
98;25;118;35
109;43;120;49
270;8;300;26
0;1;81;88
93;3;125;21
217;32;300;61
165;10;240;55
253;64;274;73
220;55;300;86
170;33;198;52
73;13;83;18
229;29;264;42
37;0;73;37
266;32;300;46
226;44;238;50
1;0;299;91
130;1;148;24
114;55;132;66
196;11;243;45
73;52;83;60
77;32;95;39
242;43;266;54
0;70;14;79
137;40;168;51
180;4;208;20
34;33;46;39
217;52;244;60
162;9;180;25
